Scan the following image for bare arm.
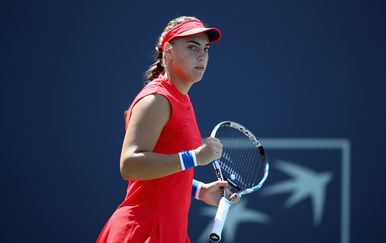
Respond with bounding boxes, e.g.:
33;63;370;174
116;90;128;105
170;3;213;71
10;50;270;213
120;94;223;181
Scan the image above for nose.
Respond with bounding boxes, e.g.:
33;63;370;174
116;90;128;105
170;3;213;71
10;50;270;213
197;49;207;62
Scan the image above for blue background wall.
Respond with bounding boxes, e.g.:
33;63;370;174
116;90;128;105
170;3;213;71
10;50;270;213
1;0;385;242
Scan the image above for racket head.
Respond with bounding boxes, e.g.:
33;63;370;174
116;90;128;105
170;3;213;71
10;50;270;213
211;121;269;196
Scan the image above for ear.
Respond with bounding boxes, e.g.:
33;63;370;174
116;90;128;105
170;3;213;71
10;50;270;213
163;42;173;61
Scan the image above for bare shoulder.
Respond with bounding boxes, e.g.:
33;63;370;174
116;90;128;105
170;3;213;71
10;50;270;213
132;94;170;115
130;94;171;126
125;94;171;151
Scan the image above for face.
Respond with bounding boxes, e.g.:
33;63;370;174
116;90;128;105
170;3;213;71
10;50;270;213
165;33;210;84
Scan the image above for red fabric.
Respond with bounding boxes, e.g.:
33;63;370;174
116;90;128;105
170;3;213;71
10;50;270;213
161;19;222;50
97;75;202;243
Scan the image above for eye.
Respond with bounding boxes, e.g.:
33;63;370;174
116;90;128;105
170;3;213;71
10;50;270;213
204;46;210;53
188;45;197;51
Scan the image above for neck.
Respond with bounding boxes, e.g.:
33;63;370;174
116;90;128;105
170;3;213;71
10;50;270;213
164;71;192;95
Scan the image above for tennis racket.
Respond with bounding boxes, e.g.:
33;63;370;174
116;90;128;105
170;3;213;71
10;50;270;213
209;121;269;242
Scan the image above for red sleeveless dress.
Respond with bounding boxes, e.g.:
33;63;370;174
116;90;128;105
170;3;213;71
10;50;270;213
97;75;202;243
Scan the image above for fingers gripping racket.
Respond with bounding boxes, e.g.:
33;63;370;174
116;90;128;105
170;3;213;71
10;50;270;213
209;121;269;242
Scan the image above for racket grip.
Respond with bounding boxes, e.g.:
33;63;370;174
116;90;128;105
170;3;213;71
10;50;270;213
209;197;231;242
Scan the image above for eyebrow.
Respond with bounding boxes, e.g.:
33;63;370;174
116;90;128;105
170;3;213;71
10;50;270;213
186;40;210;46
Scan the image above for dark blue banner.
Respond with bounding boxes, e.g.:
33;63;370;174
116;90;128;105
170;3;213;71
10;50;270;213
1;0;385;242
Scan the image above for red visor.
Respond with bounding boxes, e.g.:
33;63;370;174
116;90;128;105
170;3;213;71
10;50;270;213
161;19;222;51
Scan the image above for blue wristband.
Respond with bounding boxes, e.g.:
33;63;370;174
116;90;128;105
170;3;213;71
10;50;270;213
192;179;203;199
179;151;197;170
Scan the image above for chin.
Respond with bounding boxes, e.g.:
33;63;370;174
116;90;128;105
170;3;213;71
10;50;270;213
191;77;203;84
191;73;205;83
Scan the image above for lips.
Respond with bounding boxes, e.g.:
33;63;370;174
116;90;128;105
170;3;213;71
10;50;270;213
195;66;205;70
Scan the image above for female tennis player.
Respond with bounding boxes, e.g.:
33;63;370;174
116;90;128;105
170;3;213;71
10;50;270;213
97;16;237;243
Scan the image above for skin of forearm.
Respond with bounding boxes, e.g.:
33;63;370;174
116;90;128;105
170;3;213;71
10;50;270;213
120;151;182;180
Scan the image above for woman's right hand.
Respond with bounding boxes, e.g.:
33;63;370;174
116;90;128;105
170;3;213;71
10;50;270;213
193;137;223;165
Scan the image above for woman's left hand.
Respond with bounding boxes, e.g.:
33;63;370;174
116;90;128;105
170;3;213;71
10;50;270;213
198;180;240;206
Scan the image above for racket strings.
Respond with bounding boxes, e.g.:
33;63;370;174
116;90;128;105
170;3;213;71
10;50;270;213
236;135;250;188
217;127;263;191
219;128;243;187
241;137;258;188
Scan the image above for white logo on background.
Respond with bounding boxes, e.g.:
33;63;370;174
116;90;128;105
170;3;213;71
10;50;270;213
263;160;333;225
193;138;350;243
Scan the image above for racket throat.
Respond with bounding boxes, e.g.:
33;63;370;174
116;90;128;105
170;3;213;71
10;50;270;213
225;178;241;192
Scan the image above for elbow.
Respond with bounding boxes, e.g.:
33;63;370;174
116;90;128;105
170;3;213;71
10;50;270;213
120;165;130;181
120;154;139;181
120;156;132;181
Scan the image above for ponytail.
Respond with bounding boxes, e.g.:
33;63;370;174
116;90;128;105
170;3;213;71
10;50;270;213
144;48;164;84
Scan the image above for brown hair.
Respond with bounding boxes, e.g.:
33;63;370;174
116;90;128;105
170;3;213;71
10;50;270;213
144;16;199;84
